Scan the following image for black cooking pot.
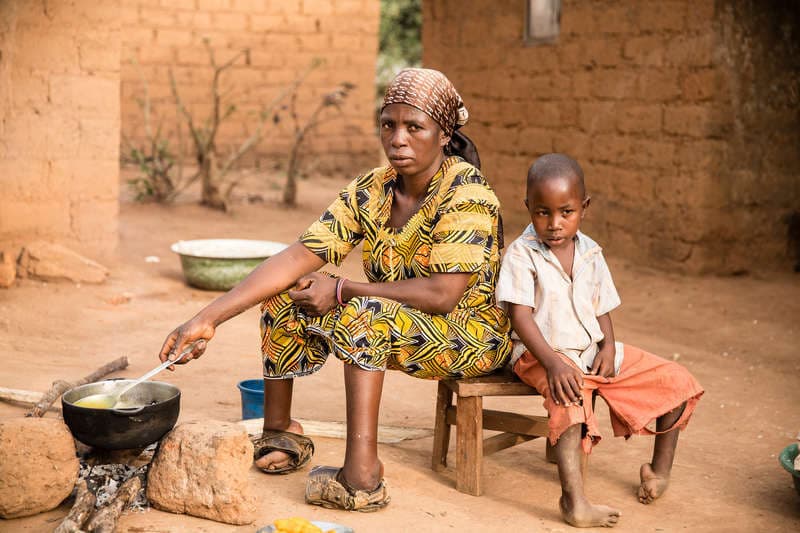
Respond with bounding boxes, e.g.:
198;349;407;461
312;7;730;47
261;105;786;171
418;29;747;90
61;380;180;450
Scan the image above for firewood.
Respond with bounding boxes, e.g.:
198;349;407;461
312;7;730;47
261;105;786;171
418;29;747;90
83;475;142;533
54;479;96;533
0;386;62;412
27;356;129;417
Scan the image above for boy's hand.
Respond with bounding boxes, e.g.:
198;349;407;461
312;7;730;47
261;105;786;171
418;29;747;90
545;358;584;406
590;346;616;378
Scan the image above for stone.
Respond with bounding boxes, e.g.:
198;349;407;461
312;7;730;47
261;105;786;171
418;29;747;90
0;249;18;288
146;420;256;525
17;241;108;284
0;417;79;518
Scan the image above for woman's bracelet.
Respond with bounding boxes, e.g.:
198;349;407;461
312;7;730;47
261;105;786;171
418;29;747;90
336;277;347;306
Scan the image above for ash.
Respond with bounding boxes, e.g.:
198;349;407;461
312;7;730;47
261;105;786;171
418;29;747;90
78;446;155;511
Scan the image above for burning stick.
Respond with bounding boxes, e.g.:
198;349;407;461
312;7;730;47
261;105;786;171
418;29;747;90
83;475;142;533
26;356;129;417
54;479;96;533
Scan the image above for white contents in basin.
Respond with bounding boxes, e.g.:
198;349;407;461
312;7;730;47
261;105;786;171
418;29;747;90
170;239;288;259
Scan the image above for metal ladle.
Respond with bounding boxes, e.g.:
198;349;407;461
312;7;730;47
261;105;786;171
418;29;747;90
73;343;199;409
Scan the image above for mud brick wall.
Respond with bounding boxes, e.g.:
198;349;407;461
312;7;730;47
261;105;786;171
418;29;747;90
121;0;381;178
0;1;121;260
712;0;800;272
423;0;800;273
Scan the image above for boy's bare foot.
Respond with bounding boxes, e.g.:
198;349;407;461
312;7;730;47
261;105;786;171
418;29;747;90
638;463;670;504
559;495;621;528
254;419;305;472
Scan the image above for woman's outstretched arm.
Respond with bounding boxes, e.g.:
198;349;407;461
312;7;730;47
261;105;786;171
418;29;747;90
158;241;325;365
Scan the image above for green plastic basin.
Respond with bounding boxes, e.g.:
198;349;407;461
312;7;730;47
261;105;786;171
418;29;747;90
171;239;288;291
779;442;800;497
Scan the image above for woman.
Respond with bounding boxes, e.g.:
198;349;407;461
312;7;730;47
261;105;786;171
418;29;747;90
159;68;511;511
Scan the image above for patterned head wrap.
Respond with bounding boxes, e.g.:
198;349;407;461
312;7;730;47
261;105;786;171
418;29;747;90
381;68;469;137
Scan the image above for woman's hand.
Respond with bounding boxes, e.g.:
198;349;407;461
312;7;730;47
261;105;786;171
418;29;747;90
287;272;338;317
545;357;585;407
158;317;215;370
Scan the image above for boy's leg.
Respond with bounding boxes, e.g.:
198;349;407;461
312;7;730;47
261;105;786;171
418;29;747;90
638;402;686;504
515;351;618;526
556;423;621;528
596;344;702;503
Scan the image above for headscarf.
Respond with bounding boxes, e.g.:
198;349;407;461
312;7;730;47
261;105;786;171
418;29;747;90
381;68;480;169
381;68;468;137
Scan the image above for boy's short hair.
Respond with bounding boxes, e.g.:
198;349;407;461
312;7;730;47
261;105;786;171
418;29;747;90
527;153;586;198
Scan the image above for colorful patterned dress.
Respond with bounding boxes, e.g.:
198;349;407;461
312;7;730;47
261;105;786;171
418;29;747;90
259;156;511;380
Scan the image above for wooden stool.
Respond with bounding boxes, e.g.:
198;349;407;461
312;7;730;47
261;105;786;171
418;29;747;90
431;370;550;496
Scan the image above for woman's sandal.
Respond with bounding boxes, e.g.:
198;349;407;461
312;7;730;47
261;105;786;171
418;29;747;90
305;465;390;512
250;429;315;474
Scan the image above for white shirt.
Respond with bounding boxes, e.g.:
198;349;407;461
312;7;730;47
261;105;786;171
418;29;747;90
496;225;623;373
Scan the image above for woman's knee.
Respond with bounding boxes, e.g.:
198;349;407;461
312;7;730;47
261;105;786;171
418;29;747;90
260;290;294;324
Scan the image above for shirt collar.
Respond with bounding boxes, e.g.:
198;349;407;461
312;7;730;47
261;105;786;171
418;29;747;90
520;224;599;256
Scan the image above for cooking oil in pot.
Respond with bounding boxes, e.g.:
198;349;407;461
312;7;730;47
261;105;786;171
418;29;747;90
73;394;118;409
73;393;150;409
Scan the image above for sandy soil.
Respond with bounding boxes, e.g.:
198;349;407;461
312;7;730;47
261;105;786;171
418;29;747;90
1;171;799;532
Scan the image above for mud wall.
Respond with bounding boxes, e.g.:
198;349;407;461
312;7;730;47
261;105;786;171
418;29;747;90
121;0;381;177
422;0;800;273
713;0;800;272
0;1;121;260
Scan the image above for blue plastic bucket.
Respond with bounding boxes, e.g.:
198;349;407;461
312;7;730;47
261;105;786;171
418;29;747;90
237;379;264;420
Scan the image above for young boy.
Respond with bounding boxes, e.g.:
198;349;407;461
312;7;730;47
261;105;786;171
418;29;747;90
496;153;703;528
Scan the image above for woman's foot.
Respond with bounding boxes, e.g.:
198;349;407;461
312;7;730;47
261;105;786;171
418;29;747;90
638;463;670;504
306;465;391;512
254;419;305;472
340;460;384;491
559;494;621;528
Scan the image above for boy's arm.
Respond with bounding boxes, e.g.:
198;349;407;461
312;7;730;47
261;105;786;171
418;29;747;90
590;312;616;377
508;303;584;406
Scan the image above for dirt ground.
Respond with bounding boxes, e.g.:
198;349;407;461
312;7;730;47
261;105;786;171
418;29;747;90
1;171;799;533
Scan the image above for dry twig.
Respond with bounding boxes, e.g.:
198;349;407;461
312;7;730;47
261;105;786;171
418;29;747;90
169;41;320;210
282;79;355;206
26;357;129;417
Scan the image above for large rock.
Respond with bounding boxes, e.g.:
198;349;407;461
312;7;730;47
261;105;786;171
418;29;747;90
0;417;79;518
17;241;108;284
146;420;256;525
0;249;17;288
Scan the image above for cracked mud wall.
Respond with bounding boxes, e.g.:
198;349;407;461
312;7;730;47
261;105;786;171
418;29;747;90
711;0;800;272
120;0;381;177
0;0;121;261
423;0;799;273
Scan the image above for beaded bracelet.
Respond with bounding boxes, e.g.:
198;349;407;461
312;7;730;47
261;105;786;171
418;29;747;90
336;277;347;306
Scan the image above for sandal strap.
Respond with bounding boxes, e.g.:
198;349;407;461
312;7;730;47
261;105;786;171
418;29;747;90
251;429;315;474
306;466;390;511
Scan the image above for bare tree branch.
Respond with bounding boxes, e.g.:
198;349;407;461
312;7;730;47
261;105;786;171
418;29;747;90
218;60;321;179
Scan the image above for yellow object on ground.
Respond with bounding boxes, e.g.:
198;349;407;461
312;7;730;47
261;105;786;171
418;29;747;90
272;517;334;533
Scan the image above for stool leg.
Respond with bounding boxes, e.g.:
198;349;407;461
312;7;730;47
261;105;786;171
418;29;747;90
456;395;483;496
432;382;453;472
